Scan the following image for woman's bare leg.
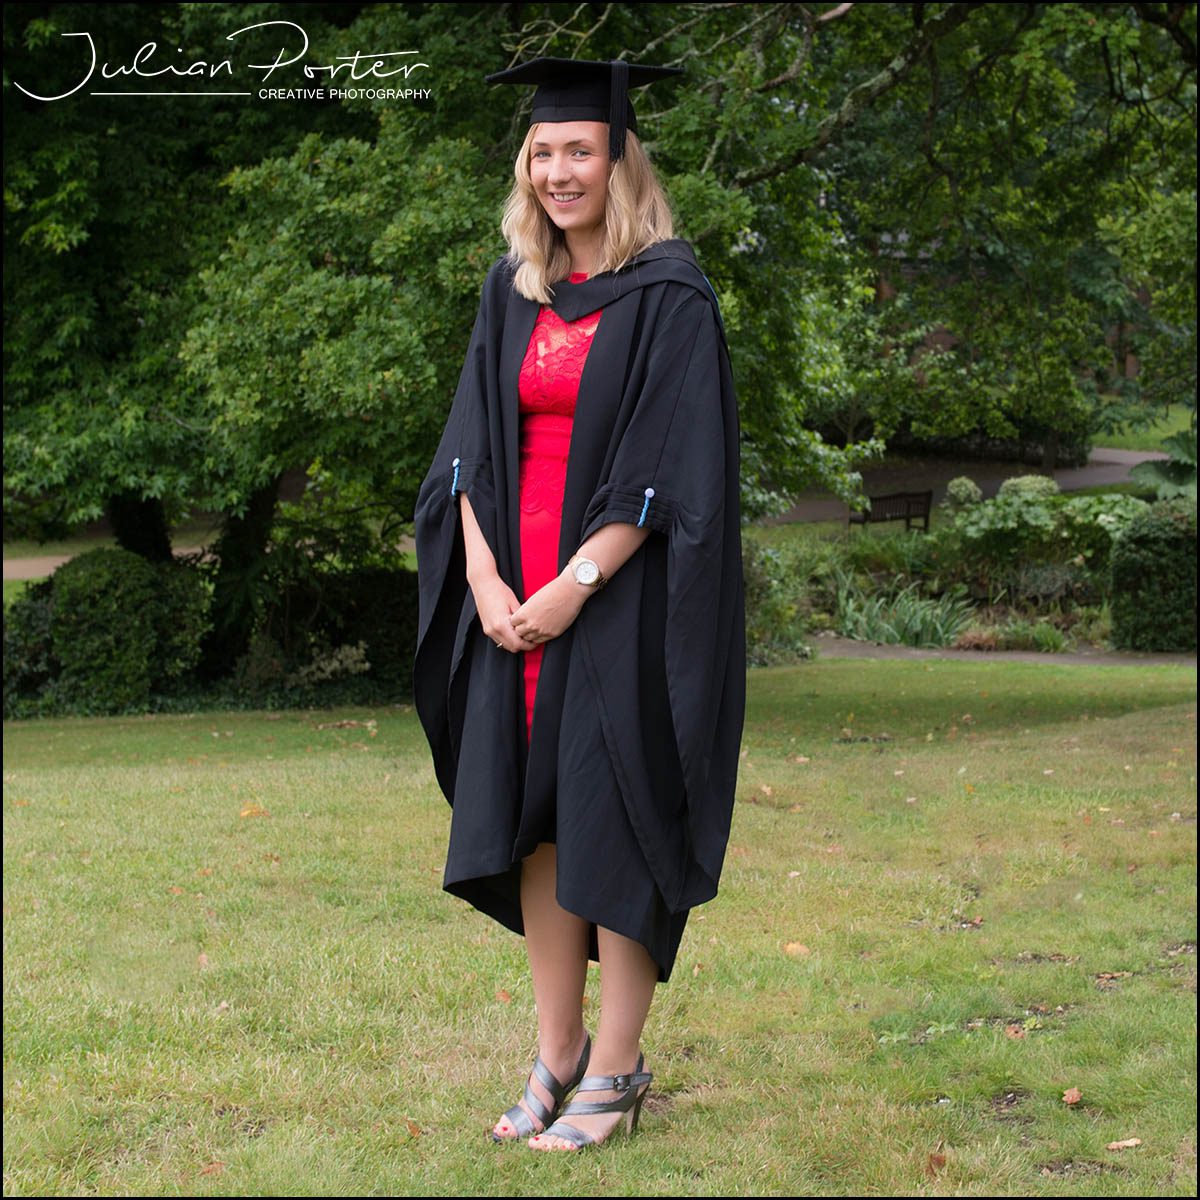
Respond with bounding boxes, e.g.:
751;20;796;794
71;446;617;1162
492;842;590;1138
529;924;658;1150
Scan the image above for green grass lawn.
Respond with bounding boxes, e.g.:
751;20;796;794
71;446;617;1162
4;578;35;609
4;658;1195;1196
1102;404;1194;453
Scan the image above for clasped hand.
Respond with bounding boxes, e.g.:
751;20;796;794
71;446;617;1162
470;570;586;652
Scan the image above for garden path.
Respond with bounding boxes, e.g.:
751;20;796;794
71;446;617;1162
810;630;1195;668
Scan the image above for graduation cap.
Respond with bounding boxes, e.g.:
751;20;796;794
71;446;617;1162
485;57;683;162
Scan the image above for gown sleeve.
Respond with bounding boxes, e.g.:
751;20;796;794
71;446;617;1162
412;283;502;800
576;288;744;899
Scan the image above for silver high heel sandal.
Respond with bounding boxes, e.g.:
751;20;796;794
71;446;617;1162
491;1034;592;1142
529;1053;652;1150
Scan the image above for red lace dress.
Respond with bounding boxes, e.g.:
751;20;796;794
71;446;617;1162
517;272;601;746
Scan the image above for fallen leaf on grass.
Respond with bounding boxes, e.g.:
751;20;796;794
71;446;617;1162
197;952;209;969
926;1150;947;1176
793;755;810;764
760;784;773;797
783;942;810;957
199;1161;227;1176
495;989;511;1003
168;886;184;895
240;803;269;818
693;962;704;977
406;1118;422;1137
788;803;803;813
1106;1137;1141;1151
1004;1024;1025;1039
1062;1087;1082;1105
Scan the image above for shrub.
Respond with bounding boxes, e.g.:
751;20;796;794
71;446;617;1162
50;549;161;710
742;540;814;666
844;528;943;581
1055;493;1151;568
2;579;58;716
997;474;1061;500
1109;499;1197;651
260;565;420;692
996;560;1100;607
950;489;1151;592
953;490;1059;568
942;475;983;511
7;549;213;717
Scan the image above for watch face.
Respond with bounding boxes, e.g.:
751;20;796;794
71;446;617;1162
576;559;599;585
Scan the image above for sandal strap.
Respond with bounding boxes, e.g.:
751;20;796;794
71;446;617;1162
575;1053;651;1096
537;1118;594;1148
531;1055;567;1105
574;1070;652;1095
499;1035;592;1136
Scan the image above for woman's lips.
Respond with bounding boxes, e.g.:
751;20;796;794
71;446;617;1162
548;192;584;207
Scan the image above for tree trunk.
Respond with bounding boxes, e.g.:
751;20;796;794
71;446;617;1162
197;477;282;679
105;492;173;562
1041;429;1059;472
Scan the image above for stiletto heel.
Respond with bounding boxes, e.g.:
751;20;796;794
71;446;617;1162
629;1085;647;1134
529;1053;652;1151
491;1034;591;1142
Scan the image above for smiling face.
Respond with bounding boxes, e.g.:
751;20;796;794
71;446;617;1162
529;120;609;241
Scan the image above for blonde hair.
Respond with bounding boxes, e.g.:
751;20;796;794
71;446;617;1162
501;123;675;304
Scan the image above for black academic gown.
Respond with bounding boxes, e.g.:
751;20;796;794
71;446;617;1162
412;238;746;982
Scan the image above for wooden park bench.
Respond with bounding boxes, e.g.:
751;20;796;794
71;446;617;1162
846;490;933;533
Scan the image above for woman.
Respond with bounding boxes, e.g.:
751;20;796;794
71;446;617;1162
412;56;746;1152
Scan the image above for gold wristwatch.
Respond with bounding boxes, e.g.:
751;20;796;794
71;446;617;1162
567;553;607;591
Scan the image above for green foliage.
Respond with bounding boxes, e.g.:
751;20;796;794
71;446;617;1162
1055;492;1153;566
2;579;58;714
1129;427;1198;500
49;549;161;711
1109;499;1197;652
950;488;1149;580
742;541;815;666
843;529;946;587
992;617;1068;653
952;490;1060;565
942;476;983;511
997;474;1061;500
830;565;974;648
5;549;213;717
3;3;377;535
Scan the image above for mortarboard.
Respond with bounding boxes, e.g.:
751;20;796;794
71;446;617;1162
485;57;683;162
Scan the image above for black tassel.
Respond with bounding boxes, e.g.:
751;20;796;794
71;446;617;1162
608;59;629;161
